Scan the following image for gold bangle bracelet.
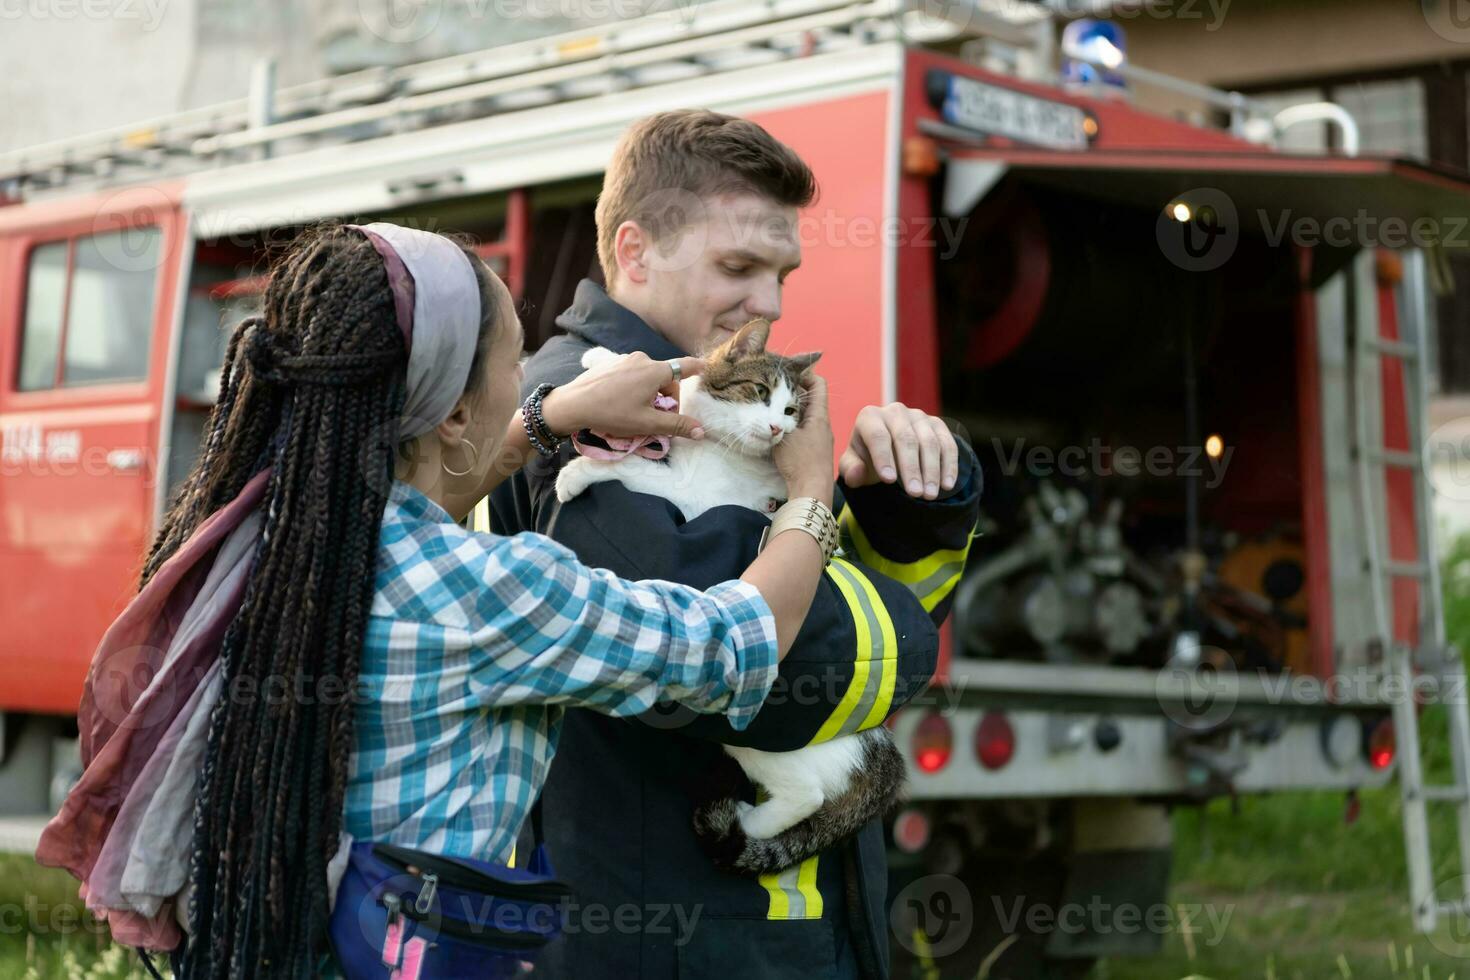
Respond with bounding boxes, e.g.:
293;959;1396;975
757;496;839;564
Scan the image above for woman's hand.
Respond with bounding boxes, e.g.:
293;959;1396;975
772;372;834;506
540;351;708;439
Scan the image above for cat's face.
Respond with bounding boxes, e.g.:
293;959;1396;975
683;319;821;457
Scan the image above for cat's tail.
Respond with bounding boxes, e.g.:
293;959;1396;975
691;728;907;877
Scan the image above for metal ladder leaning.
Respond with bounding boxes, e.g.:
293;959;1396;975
1349;247;1470;934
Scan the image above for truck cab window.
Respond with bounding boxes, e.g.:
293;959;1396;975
17;241;67;391
15;227;161;391
62;228;161;385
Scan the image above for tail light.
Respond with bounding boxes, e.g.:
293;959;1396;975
976;712;1016;770
911;712;953;773
1367;717;1396;770
892;807;931;853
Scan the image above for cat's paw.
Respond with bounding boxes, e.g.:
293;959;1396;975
555;461;592;502
580;346;620;370
738;806;789;841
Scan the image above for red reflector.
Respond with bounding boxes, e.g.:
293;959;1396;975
912;712;953;773
975;712;1016;770
892;807;931;853
1368;718;1395;770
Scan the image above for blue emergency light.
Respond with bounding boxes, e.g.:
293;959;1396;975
1060;19;1128;96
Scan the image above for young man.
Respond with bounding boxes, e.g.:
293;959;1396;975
491;109;980;979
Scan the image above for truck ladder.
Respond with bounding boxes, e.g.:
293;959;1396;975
0;0;1043;198
1349;247;1470;934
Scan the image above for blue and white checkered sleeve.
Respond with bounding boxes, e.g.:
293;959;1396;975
464;531;779;730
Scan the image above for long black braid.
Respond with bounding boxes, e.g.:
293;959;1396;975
143;224;496;978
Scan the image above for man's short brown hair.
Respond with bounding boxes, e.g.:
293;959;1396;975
595;109;817;286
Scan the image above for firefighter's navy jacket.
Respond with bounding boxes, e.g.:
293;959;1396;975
491;280;980;979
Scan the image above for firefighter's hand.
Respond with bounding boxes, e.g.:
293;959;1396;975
840;403;958;500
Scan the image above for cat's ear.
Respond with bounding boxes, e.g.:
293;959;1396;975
725;318;771;359
786;350;822;374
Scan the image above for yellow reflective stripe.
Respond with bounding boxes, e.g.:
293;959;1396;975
796;854;823;917
839;509;973;612
812;561;876;743
760;869;791;918
840;559;898;733
760;856;823;920
471;497;492;533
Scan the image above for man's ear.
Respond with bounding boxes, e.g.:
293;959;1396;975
726;318;771;359
786;350;822;373
614;221;650;286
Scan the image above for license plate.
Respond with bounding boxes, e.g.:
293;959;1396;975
937;73;1090;151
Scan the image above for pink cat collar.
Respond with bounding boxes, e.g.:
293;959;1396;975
570;393;678;461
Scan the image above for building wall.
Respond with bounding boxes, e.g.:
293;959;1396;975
0;0;331;154
0;0;701;155
1104;0;1470;118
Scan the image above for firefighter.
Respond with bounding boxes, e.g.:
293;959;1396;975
492;110;982;979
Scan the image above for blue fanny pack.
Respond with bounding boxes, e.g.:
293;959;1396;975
328;807;570;980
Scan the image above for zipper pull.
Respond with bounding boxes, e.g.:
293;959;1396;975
414;873;439;917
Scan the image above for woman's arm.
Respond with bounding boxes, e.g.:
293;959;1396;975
462;375;836;721
478;352;709;497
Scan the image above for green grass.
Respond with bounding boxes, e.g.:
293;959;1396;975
1089;530;1470;979
0;854;165;979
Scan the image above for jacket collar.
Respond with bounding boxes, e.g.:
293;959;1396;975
554;279;689;359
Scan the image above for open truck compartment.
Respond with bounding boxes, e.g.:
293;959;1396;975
939;175;1313;681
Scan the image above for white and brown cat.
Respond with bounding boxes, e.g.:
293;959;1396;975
555;319;906;875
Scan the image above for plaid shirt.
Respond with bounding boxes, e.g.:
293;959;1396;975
342;480;779;863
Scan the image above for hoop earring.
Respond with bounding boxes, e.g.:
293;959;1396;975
442;438;479;478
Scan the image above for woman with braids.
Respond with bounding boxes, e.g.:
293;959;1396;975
35;221;839;978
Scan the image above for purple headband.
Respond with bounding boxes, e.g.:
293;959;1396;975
349;222;482;440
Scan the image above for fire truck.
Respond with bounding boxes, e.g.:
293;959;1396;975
3;1;1470;974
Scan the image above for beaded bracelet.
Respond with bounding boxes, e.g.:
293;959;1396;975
521;383;563;457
